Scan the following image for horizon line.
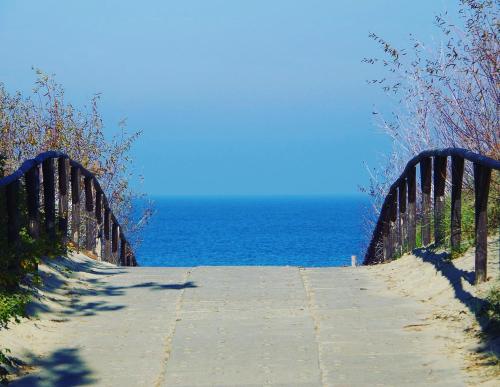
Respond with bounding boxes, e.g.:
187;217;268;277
139;193;369;199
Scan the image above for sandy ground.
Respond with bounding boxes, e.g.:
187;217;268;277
0;239;498;386
371;237;500;386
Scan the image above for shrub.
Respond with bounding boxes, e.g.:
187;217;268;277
361;0;499;252
0;69;153;249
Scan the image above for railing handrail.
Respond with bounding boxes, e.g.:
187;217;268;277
381;148;500;193
0;151;68;187
0;151;109;187
364;147;499;284
0;151;136;267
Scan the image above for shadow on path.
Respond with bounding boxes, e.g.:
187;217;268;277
413;240;499;358
28;256;196;318
119;280;197;291
62;280;198;299
11;348;96;387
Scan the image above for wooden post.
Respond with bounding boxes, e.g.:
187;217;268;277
433;156;447;246
95;189;103;260
128;248;135;267
6;179;21;286
373;223;384;263
420;158;432;246
375;224;384;263
450;156;464;252
112;222;118;264
58;157;70;243
103;207;111;262
70;166;81;248
382;190;397;260
84;176;94;252
25;167;40;239
407;166;416;250
398;179;407;254
6;180;20;246
95;191;103;225
389;188;398;258
120;235;127;266
473;163;491;284
131;250;138;267
382;204;390;260
42;158;56;240
366;222;383;264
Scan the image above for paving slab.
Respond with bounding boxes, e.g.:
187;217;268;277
301;267;466;387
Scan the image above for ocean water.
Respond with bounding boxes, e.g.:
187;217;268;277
136;195;371;267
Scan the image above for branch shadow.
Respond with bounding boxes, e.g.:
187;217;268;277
28;279;198;318
126;281;197;291
10;348;96;387
60;280;198;297
27;256;197;318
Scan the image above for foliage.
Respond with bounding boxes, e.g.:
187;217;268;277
443;190;476;257
0;229;66;290
0;291;30;330
0;69;153;248
363;0;498;163
0;156;5;177
0;291;30;383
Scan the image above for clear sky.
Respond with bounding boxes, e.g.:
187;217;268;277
0;1;455;196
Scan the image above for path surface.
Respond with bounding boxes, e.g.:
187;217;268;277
10;263;467;386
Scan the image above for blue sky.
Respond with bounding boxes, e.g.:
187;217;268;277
0;1;455;196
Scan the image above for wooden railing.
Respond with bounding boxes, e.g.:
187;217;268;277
364;148;499;284
0;151;137;266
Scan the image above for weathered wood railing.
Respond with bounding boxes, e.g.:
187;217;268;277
0;151;137;266
364;148;499;284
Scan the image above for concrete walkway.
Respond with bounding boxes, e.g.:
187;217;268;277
11;264;466;386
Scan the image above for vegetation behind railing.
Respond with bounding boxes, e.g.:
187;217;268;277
0;151;137;288
364;148;499;284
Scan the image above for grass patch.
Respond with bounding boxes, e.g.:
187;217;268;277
412;181;499;260
480;283;500;337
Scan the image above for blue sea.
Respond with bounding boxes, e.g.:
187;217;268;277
136;195;371;267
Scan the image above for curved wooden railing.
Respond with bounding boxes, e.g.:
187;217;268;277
0;151;137;266
364;148;499;283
